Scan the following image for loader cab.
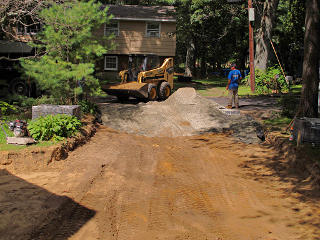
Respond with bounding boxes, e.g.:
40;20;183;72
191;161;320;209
127;54;160;81
144;55;160;71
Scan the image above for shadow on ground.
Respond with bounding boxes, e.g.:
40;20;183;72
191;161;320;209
174;79;224;92
240;140;320;200
0;169;95;240
238;140;320;239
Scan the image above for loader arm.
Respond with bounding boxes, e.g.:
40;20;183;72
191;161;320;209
119;70;129;84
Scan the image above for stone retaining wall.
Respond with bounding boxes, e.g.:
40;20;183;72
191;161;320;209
32;105;81;120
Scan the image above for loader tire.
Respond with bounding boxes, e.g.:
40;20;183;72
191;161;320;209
158;82;171;100
147;84;157;101
9;79;28;96
117;95;129;102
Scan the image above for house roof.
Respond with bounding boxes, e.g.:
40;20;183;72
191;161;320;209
105;5;176;22
0;40;33;54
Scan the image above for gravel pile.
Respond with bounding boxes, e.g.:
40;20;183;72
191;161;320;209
99;88;264;143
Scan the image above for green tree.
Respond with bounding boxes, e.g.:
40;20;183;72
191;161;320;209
21;0;113;103
274;0;305;77
174;0;247;77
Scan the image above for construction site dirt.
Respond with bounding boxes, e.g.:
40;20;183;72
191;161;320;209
0;88;319;240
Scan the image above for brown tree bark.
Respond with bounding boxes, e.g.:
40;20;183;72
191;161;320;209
184;40;195;77
200;55;207;78
297;0;320;118
254;0;279;71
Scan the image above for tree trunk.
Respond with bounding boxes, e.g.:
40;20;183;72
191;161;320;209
297;0;320;118
200;55;207;78
185;40;195;77
254;0;279;71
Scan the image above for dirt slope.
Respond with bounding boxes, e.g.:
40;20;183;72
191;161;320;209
1;127;319;240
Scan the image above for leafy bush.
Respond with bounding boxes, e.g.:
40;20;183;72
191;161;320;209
35;96;61;105
6;94;69;108
28;114;81;141
6;94;37;108
242;66;288;94
79;100;100;114
0;101;17;117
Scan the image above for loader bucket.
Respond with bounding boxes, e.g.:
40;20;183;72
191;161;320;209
101;82;149;99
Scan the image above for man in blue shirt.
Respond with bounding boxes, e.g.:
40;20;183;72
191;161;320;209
226;64;242;109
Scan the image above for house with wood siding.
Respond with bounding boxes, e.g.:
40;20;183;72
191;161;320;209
96;5;176;80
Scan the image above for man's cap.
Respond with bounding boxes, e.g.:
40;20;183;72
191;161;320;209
231;63;237;69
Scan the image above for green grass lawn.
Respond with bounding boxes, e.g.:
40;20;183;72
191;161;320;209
263;117;292;132
0;119;57;151
0;122;26;151
263;117;292;127
173;76;258;97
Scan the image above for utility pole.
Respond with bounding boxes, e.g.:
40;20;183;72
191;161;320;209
227;0;255;92
248;0;255;92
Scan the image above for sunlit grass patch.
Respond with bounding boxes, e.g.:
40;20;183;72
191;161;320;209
263;117;292;127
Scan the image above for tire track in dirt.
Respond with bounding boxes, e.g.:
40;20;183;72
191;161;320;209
147;138;244;239
3;127;320;240
66;129;319;240
65;129;160;240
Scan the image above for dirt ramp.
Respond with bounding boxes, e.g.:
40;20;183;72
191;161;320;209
99;88;263;143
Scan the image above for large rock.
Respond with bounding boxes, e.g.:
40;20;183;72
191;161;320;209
32;105;81;120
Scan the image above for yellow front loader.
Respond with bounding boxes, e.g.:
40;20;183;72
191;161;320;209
101;54;174;101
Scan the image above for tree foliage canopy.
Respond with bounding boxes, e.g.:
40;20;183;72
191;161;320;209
274;0;305;76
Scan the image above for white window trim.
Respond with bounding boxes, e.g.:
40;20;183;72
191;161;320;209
146;22;161;38
104;56;118;71
17;23;41;35
104;21;119;37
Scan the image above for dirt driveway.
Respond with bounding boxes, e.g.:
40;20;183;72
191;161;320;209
1;126;319;240
0;89;319;240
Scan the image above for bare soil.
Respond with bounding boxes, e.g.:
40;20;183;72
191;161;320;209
0;89;319;240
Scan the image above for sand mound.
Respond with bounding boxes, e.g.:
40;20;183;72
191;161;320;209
99;88;263;143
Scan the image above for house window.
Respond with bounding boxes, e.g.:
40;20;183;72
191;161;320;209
146;22;160;37
105;21;119;36
17;23;41;35
104;56;118;71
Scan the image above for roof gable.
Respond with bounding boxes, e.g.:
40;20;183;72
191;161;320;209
106;5;176;22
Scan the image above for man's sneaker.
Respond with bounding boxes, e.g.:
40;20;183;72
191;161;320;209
226;105;232;109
